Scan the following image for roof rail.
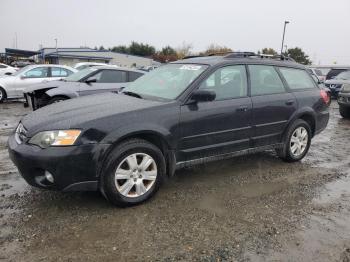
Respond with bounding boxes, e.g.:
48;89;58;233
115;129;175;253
183;52;295;62
224;52;257;58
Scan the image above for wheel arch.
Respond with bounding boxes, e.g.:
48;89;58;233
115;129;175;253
0;86;7;99
98;130;176;179
283;108;316;141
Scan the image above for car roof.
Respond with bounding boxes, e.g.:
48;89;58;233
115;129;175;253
92;65;145;74
173;55;305;69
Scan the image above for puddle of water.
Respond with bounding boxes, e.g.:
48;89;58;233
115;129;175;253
314;176;350;205
0;173;29;197
233;181;288;198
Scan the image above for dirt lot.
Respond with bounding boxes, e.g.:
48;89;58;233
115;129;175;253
1;101;350;262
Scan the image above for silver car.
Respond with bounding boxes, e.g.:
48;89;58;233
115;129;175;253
24;66;145;110
0;64;76;102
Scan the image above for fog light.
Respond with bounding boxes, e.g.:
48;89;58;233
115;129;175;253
45;171;54;183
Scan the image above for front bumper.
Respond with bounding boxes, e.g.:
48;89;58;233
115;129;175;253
338;92;350;107
8;134;110;191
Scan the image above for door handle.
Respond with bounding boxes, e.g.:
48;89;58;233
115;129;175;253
236;106;248;112
285;100;294;105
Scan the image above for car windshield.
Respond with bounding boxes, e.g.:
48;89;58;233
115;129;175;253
64;67;98;82
335;71;350;80
123;64;208;100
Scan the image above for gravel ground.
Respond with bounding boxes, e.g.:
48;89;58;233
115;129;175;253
0;101;350;262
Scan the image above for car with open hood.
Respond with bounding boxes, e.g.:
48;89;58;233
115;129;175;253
8;52;330;207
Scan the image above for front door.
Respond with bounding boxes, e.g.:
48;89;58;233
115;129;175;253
15;67;49;97
178;65;252;162
78;69;127;96
248;65;297;147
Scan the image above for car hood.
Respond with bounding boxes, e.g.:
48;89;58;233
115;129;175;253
21;92;166;137
25;80;77;93
325;79;350;85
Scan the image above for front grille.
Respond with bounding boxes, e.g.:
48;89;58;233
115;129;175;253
15;123;28;144
326;84;342;89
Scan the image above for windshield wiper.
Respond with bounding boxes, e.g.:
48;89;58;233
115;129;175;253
122;91;143;99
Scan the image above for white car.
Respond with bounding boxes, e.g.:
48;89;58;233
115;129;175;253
0;63;18;76
0;64;76;102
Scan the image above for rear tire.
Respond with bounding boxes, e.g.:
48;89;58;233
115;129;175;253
0;87;6;103
100;139;166;207
276;119;312;162
339;105;350;119
48;96;68;105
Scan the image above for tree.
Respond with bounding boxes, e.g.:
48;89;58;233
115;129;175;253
99;46;106;51
284;47;312;65
261;48;278;55
153;46;178;63
128;41;156;57
201;44;232;56
111;45;129;54
176;42;193;59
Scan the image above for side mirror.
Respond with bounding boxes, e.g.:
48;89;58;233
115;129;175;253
5;72;12;76
85;78;97;84
189;89;216;103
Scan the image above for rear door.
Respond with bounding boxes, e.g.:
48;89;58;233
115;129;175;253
178;65;252;161
249;65;297;147
50;67;73;81
78;69;127;96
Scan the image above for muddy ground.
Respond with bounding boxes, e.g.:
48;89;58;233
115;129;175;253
0;101;350;262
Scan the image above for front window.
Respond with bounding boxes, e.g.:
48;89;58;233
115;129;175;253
124;64;208;100
24;67;49;78
335;71;350;80
64;67;98;82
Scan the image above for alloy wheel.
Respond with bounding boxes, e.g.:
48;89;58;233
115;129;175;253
290;127;308;157
115;153;157;198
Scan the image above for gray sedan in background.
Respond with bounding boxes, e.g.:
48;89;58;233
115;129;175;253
24;66;145;110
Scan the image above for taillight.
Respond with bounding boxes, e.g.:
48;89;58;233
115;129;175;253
320;90;330;105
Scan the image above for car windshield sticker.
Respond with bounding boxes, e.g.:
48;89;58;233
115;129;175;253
179;65;202;71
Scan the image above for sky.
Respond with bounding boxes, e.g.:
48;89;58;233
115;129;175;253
1;0;350;65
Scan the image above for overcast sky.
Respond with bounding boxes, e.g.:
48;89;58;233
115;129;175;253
1;0;349;65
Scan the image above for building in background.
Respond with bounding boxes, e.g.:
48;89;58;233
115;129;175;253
2;47;156;68
39;47;154;67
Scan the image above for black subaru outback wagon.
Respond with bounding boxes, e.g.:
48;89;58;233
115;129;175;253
8;52;330;206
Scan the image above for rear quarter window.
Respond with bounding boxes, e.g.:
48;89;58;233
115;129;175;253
279;67;317;90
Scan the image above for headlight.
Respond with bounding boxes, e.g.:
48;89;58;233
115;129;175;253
29;130;81;148
341;84;350;93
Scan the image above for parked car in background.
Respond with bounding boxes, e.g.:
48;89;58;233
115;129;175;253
10;59;35;68
338;83;350;118
309;72;331;105
24;66;145;109
308;67;325;82
0;64;76;102
324;70;350;98
0;63;18;76
8;53;330;206
326;68;348;80
74;62;111;71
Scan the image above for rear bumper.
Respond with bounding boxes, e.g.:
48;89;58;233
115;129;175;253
315;109;329;135
8;134;110;191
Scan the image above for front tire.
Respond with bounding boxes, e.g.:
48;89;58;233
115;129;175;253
276;119;312;162
0;87;6;103
339;105;350;119
101;139;166;207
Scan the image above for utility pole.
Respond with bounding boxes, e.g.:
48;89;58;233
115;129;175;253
55;38;58;64
280;21;289;55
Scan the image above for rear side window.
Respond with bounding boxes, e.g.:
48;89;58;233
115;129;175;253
129;72;143;82
279;68;316;90
51;67;72;77
248;65;285;96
